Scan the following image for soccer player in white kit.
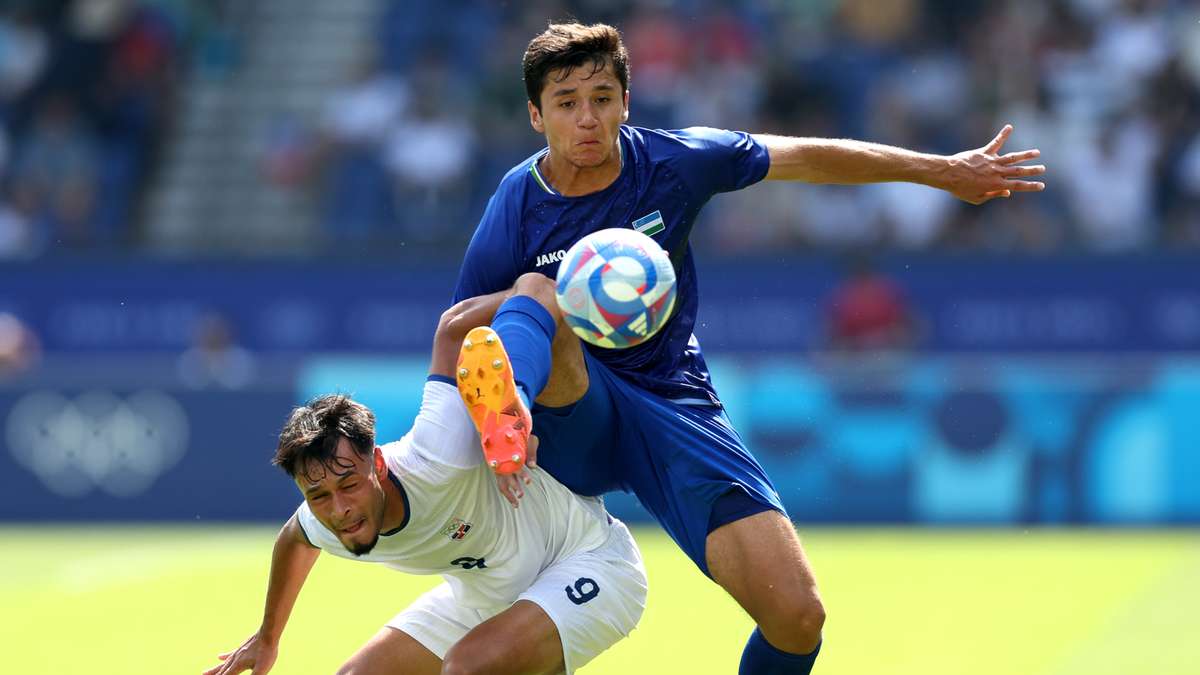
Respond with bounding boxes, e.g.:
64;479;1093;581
204;288;647;675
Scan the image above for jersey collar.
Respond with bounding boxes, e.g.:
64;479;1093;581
380;469;411;536
529;150;556;195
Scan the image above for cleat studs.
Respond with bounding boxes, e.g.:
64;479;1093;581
489;459;498;468
505;431;514;441
463;339;473;350
485;334;496;345
511;453;521;462
492;358;503;370
458;367;469;379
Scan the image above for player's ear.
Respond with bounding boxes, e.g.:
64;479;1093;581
621;90;630;122
528;100;545;134
373;447;386;478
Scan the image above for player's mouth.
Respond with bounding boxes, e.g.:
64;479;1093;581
341;517;366;535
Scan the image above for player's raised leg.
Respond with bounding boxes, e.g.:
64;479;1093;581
439;272;587;410
455;273;587;473
335;626;442;675
478;271;580;411
707;511;825;674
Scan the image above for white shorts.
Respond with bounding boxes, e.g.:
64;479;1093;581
389;519;647;674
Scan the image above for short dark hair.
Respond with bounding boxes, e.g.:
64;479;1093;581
273;394;376;480
523;22;629;110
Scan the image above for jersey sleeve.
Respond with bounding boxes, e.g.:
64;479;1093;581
667;126;771;197
406;377;483;470
452;188;524;303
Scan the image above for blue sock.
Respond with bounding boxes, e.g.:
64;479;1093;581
492;296;556;405
739;629;820;675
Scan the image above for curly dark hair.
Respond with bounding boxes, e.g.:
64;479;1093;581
273;394;376;480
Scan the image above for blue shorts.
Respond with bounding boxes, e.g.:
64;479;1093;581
532;353;785;575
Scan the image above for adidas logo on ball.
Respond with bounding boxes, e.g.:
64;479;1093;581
554;228;677;349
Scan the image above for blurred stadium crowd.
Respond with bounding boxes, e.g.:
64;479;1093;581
2;0;1199;258
3;1;1197;530
0;0;235;257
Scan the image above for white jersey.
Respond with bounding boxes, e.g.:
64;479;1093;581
296;379;615;610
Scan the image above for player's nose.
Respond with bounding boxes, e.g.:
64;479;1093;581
577;104;599;127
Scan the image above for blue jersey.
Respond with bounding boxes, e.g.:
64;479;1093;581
453;125;770;404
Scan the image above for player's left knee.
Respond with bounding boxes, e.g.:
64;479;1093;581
761;590;825;654
440;642;502;675
795;595;826;642
513;272;558;310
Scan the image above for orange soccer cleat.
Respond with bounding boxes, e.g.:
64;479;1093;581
456;326;531;475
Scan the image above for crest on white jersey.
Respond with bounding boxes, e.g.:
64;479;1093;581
440;517;474;541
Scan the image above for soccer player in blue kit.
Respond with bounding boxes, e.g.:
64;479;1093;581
453;23;1046;674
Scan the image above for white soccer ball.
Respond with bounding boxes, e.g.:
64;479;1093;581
554;228;677;349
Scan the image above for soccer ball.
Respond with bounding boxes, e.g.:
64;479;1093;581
554;228;677;349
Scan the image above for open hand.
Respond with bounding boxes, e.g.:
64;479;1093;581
496;435;538;507
203;632;278;675
944;124;1046;204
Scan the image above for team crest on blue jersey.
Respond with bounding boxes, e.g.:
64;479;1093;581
440;517;473;541
632;210;665;236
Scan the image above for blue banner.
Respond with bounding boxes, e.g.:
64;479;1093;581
3;354;1197;525
5;255;1199;354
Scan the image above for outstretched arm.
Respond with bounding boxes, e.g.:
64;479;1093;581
203;515;320;675
754;124;1045;205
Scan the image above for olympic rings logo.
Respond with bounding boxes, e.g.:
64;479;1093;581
5;390;188;498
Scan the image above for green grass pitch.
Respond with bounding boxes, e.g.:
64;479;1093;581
3;526;1197;674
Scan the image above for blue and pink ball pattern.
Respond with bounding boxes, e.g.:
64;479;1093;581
554;228;677;349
